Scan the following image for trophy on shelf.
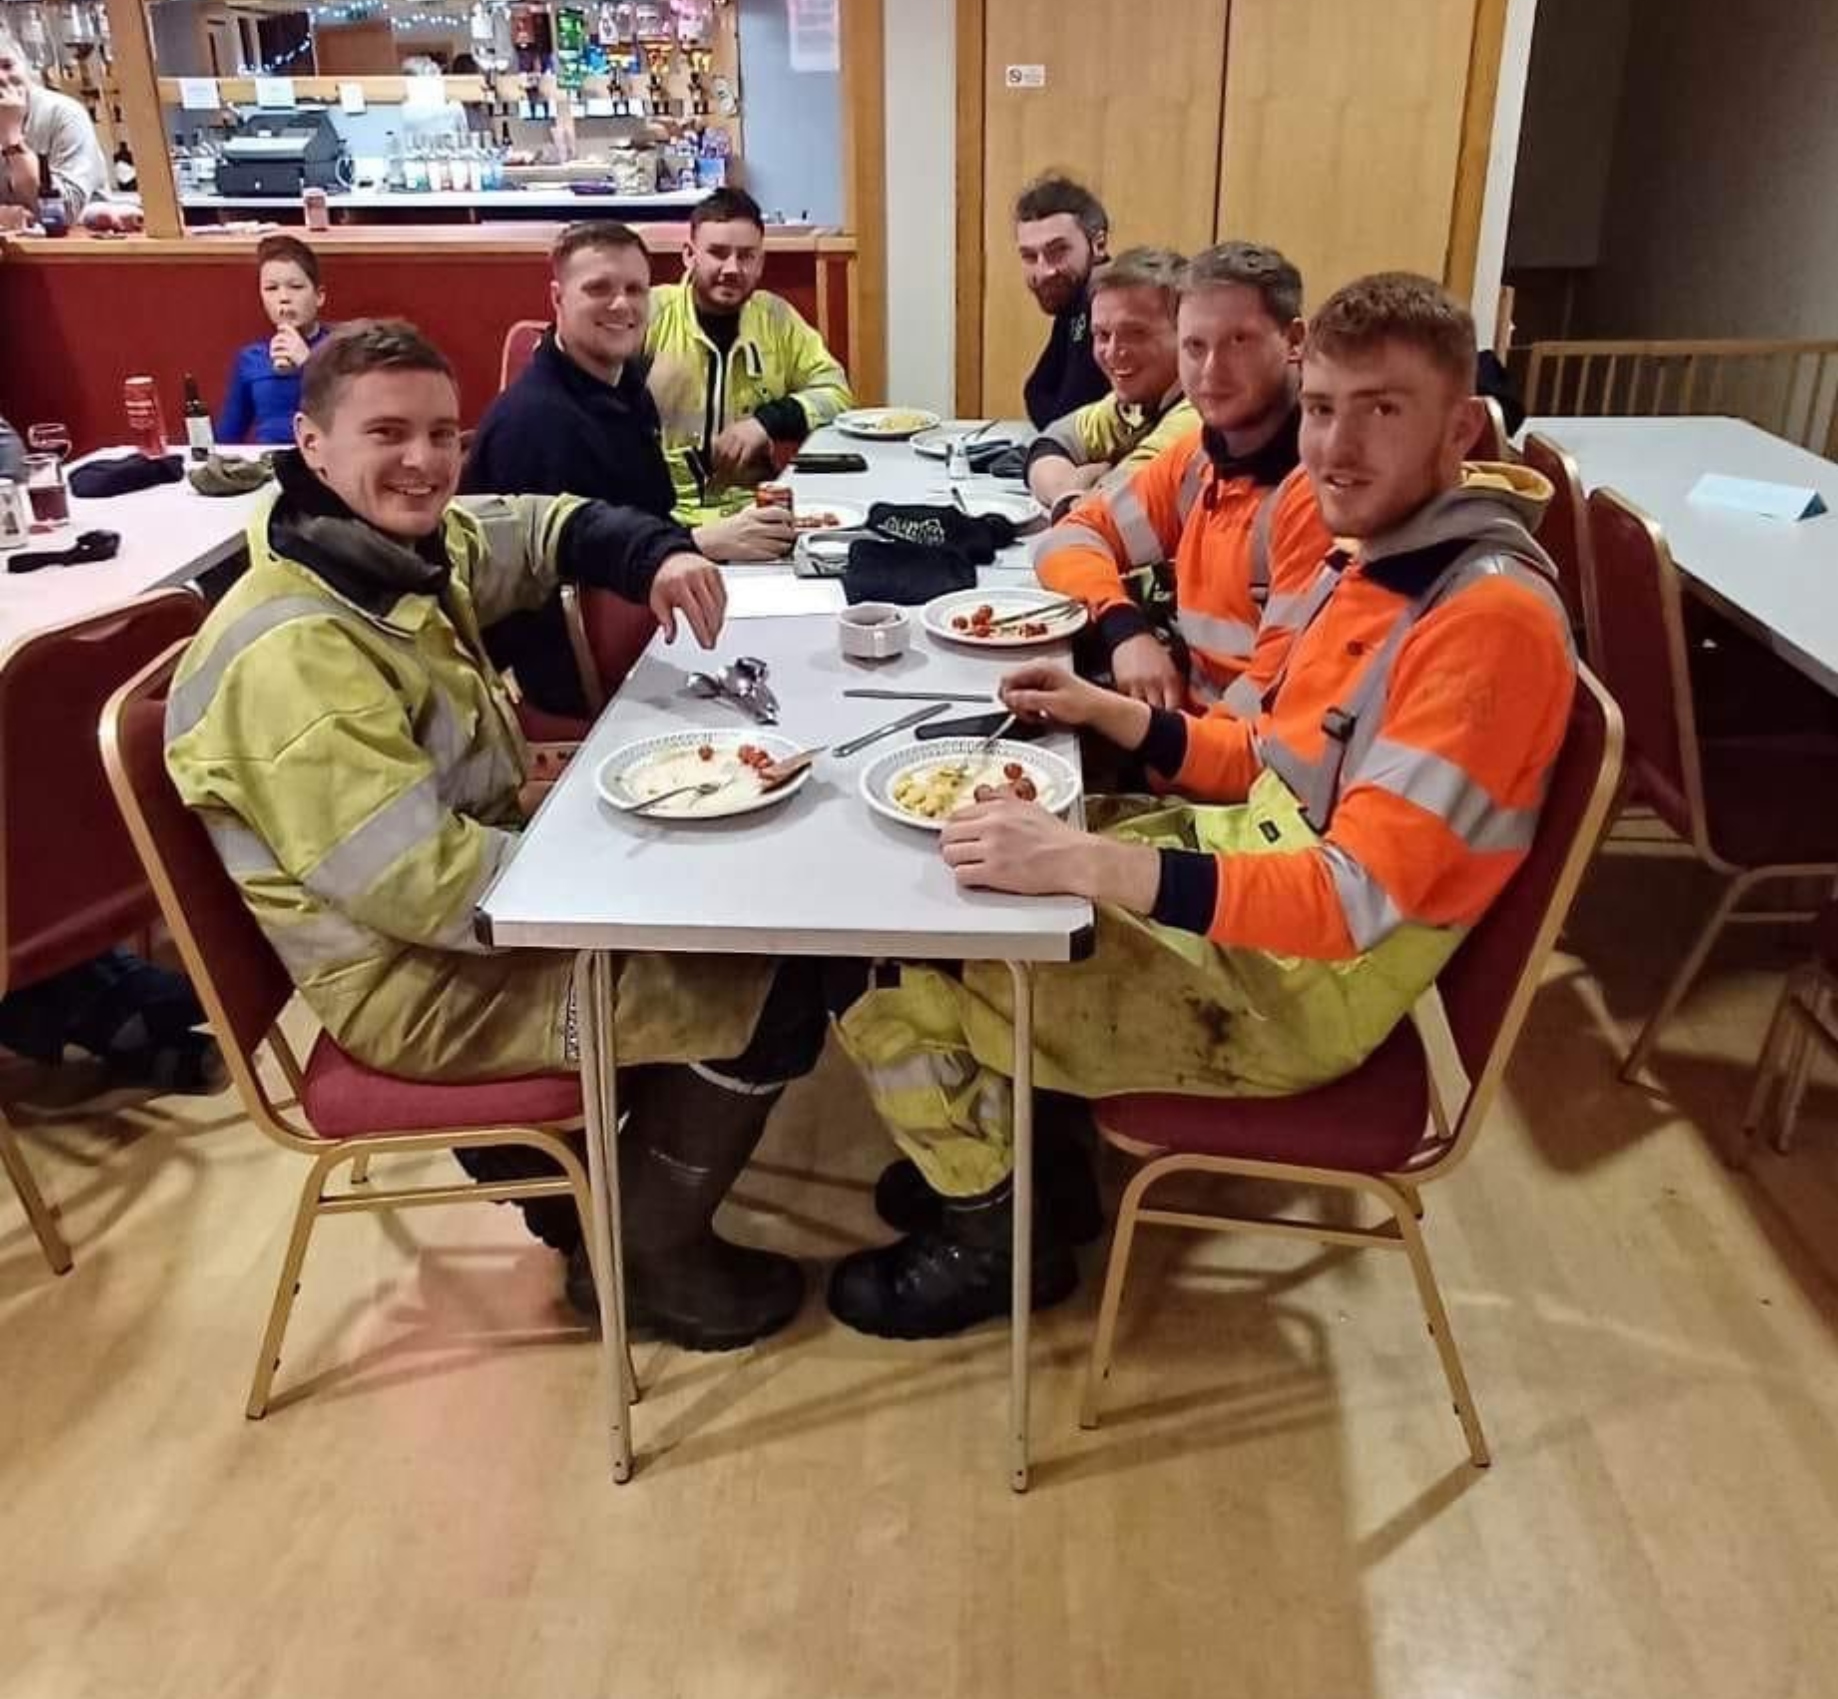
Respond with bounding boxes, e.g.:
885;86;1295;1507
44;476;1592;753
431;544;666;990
687;46;712;117
641;39;673;117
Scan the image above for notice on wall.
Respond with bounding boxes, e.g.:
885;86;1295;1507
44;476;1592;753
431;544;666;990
253;77;297;110
339;82;367;115
178;78;219;112
404;74;447;115
1004;64;1048;90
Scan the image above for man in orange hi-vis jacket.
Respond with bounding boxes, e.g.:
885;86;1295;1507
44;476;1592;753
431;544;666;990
829;273;1577;1341
1032;241;1335;714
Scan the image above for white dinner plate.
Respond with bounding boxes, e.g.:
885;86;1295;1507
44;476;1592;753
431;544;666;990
596;729;812;821
920;586;1089;649
790;495;867;531
834;407;943;441
953;486;1047;532
860;737;1082;832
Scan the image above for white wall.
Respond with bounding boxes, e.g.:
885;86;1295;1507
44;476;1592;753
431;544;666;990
1590;0;1838;337
1470;0;1538;341
737;0;843;223
881;0;956;414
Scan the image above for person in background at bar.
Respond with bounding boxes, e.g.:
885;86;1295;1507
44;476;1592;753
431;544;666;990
645;187;853;529
0;413;22;481
166;320;834;1344
1015;174;1112;429
462;220;798;716
0;24;106;230
1025;246;1196;520
216;235;332;446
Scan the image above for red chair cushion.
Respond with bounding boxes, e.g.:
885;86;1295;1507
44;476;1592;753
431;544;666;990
299;1031;582;1137
1096;1019;1431;1174
515;701;592;744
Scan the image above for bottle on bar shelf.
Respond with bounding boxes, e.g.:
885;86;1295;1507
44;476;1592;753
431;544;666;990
182;374;215;462
34;153;68;236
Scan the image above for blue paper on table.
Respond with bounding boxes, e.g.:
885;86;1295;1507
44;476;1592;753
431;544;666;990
1687;472;1828;522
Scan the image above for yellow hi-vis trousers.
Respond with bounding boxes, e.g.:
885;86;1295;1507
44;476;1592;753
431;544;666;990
836;776;1461;1196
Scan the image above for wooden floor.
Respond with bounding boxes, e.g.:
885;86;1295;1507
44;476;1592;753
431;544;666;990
4;844;1836;1699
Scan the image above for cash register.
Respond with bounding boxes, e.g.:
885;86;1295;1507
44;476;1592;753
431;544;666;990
216;108;346;197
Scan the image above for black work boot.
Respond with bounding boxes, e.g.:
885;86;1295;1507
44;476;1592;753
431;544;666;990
827;1177;1078;1341
872;1096;1105;1244
565;1064;804;1351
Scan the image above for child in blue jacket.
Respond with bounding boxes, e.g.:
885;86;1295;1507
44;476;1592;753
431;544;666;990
216;234;330;444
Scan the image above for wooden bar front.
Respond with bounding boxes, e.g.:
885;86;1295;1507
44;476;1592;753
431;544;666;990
0;227;857;451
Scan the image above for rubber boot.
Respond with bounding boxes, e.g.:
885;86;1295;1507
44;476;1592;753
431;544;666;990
566;1063;804;1351
872;1094;1105;1244
827;1176;1078;1341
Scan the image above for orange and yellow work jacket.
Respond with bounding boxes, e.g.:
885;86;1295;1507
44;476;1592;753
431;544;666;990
1138;463;1577;961
1029;410;1334;708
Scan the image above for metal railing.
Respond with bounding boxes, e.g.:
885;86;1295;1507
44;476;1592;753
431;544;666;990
1519;337;1838;457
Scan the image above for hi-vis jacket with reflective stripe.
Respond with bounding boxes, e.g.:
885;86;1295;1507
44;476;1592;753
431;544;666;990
1026;385;1199;490
1030;413;1334;703
645;281;854;528
1150;463;1576;962
163;484;773;1079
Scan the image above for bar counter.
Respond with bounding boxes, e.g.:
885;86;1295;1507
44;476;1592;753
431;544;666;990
0;224;857;450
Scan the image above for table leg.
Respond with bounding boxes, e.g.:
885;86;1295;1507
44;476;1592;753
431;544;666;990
1007;959;1034;1494
577;949;633;1482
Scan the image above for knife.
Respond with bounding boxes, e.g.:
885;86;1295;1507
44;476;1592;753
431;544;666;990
842;688;996;703
833;701;950;757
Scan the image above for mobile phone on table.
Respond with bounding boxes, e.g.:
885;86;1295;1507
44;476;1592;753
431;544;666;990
792;451;869;473
914;711;1044;741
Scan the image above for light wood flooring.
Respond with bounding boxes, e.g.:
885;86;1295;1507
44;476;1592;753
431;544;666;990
3;842;1835;1699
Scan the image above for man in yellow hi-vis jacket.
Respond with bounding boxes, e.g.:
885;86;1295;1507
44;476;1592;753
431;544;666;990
165;320;832;1350
645;187;853;528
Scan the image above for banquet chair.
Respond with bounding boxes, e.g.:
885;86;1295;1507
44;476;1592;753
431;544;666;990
1584;489;1838;1082
1470;395;1514;462
1081;671;1623;1469
1;590;205;1273
1521;431;1595;660
101;643;602;1417
1739;901;1838;1163
498;319;547;393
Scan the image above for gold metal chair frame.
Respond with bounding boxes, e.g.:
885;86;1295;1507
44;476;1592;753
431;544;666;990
1587;492;1838;1085
1080;672;1625;1469
100;644;605;1418
1740;951;1838;1164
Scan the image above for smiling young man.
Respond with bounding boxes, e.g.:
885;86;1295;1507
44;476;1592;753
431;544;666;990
1014;174;1112;428
828;273;1577;1341
1024;247;1197;518
463;221;797;713
165;320;832;1347
1032;242;1333;712
644;188;853;527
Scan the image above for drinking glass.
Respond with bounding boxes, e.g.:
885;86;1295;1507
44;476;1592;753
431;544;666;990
24;453;70;528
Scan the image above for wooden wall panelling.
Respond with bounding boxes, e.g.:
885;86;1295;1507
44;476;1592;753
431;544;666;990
103;0;182;238
976;0;1231;417
954;0;987;416
840;0;888;405
1216;0;1477;309
1445;0;1510;299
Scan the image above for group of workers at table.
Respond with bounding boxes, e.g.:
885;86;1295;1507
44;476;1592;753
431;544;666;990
4;166;1577;1355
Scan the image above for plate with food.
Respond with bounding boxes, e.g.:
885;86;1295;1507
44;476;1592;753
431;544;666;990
788;495;867;534
920;587;1088;648
833;407;943;441
596;730;815;821
860;738;1082;831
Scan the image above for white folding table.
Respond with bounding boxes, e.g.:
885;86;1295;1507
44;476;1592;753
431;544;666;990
479;434;1089;1490
1525;415;1838;694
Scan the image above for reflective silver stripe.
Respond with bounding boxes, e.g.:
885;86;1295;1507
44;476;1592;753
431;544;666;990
453;494;570;616
1247;484;1282;609
1029;518;1114;574
301;775;444;905
861;1048;976;1101
970;1076;1012;1139
1175;608;1258;659
1175;452;1207;516
1108;483;1167;567
690;1061;787;1096
1220;673;1265;717
266;909;381;977
1320;842;1404;952
1354;737;1540;854
1190;671;1224;705
420;692;470;780
204;816;282;879
1036;412;1087;462
165;596;344;743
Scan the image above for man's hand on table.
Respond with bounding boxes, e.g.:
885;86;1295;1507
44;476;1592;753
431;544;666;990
940;797;1160;913
999;661;1154;752
694;504;797;563
649;552;727;647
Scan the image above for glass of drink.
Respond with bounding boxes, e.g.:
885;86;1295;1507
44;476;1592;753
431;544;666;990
24;453;70;528
27;422;73;462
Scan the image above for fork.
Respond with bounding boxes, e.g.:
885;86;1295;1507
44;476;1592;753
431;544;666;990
937;713;1018;790
983;597;1082;630
628;779;729;815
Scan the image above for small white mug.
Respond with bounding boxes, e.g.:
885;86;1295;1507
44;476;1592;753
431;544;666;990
838;602;912;661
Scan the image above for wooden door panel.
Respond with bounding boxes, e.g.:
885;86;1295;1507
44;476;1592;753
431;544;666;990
977;0;1231;416
1218;0;1478;308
